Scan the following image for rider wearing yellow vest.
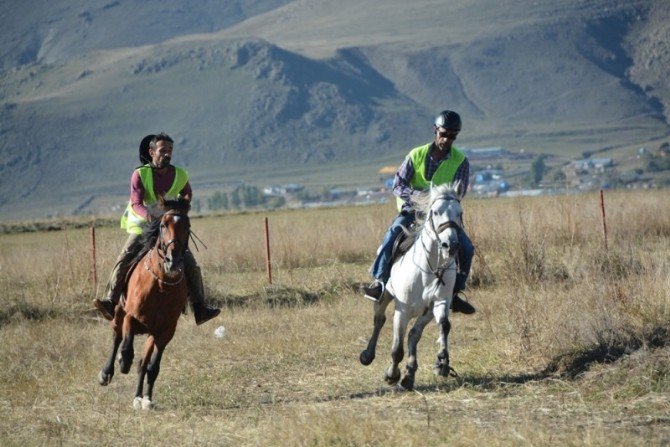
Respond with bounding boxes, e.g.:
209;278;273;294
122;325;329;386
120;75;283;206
363;110;476;314
93;133;220;325
120;164;189;234
395;142;466;212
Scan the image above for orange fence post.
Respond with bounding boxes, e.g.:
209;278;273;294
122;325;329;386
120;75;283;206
90;225;98;293
599;189;608;251
264;217;272;284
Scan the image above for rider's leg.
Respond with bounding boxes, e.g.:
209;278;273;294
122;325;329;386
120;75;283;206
93;233;142;320
451;228;475;314
183;250;221;325
365;212;415;300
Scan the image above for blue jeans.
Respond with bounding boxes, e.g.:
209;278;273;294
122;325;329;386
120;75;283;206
371;212;474;293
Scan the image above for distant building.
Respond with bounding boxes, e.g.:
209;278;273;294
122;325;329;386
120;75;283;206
262;184;304;196
572;158;614;171
378;165;398;175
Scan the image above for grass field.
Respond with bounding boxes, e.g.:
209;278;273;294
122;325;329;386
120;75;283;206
0;190;668;446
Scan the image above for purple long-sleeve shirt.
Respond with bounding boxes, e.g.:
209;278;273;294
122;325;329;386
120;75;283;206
393;143;469;210
130;165;192;221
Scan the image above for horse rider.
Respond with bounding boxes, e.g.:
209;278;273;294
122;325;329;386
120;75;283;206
363;110;476;314
93;132;221;325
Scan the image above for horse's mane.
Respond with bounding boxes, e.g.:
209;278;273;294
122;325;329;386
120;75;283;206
132;197;191;264
412;182;463;217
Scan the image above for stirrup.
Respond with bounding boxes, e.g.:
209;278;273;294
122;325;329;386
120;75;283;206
363;281;384;302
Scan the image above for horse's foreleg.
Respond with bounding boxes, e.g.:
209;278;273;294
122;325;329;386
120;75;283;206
360;293;392;366
400;308;432;391
433;302;452;377
133;336;154;405
384;308;408;386
119;315;136;374
98;330;122;386
139;346;163;410
137;329;175;410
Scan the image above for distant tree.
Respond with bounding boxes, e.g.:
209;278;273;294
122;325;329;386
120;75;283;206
231;188;241;209
529;155;547;186
265;195;286;209
208;191;229;211
319;187;332;201
192;198;202;213
646;158;670;172
551;169;566;183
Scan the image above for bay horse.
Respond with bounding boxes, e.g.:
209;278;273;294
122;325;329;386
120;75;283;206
97;197;191;409
360;182;465;390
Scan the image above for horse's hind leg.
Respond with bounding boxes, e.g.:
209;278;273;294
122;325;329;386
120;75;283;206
360;292;392;366
384;308;408;386
400;308;432;391
98;330;122;386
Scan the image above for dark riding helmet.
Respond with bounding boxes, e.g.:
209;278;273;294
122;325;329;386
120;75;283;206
434;110;461;132
139;134;156;164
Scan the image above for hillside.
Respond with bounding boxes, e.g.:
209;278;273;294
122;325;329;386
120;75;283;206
1;0;669;220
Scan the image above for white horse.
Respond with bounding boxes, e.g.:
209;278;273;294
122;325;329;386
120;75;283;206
360;182;465;390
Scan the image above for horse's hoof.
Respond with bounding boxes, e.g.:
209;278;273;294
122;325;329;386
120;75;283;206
98;370;112;386
434;364;457;378
383;368;401;386
133;397;142;410
400;375;415;391
359;350;375;366
141;397;154;410
433;366;449;377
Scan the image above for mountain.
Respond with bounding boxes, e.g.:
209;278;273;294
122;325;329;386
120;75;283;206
1;0;669;220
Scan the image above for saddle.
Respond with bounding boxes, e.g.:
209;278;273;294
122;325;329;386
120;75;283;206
390;224;417;264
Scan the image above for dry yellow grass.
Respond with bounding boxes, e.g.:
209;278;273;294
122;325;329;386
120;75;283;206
0;190;668;446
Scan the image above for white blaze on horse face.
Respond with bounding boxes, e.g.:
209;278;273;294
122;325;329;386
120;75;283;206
431;197;462;229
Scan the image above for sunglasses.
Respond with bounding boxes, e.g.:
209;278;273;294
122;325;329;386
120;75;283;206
437;130;459;139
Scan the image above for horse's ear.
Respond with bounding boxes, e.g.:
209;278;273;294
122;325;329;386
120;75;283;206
455;181;465;200
157;195;166;208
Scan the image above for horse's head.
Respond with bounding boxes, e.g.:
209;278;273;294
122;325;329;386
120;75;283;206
427;183;464;257
154;197;191;275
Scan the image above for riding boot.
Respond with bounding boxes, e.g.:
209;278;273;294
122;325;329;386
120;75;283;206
184;250;220;325
93;271;126;320
451;294;476;314
93;233;141;321
93;293;117;321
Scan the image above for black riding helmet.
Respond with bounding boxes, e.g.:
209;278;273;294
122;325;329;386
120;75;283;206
139;134;156;164
434;110;461;132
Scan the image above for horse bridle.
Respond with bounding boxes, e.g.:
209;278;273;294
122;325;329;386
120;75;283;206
156;211;189;259
145;211;189;286
424;196;462;286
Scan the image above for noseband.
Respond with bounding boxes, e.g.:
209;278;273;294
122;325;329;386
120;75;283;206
428;195;462;238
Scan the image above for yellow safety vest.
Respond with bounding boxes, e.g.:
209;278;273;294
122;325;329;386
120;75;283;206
120;165;189;234
396;143;466;211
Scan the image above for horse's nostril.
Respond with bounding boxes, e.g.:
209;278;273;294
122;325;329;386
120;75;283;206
441;242;449;249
